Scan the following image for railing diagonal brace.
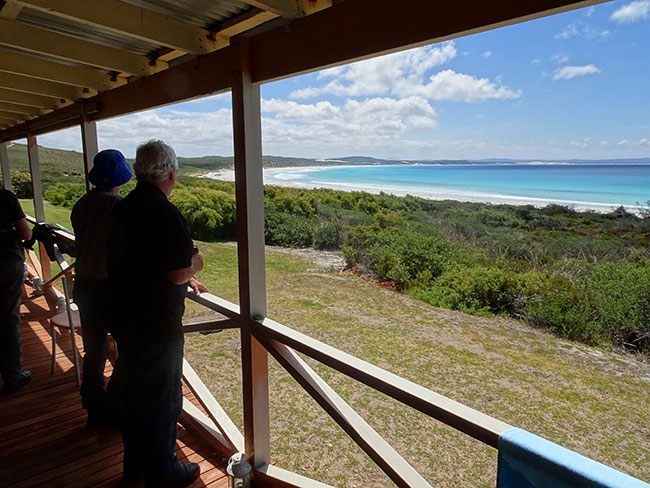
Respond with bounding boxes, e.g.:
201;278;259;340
258;335;433;488
182;358;245;454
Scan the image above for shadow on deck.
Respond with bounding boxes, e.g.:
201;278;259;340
0;295;232;488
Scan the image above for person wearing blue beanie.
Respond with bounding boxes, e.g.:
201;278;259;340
71;149;132;426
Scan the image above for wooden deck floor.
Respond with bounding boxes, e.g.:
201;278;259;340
0;295;232;488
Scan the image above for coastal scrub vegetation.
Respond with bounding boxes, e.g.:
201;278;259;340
174;179;650;354
24;175;650;354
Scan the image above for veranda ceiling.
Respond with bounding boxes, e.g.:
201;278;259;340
0;0;607;143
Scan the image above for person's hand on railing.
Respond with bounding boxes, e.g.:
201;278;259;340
189;276;209;295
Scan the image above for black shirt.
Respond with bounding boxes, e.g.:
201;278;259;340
108;181;193;342
0;189;26;262
71;189;122;280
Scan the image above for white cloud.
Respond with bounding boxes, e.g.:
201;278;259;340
96;109;234;157
317;66;346;80
555;23;578;39
570;138;591;148
583;26;610;39
611;1;650;23
395;69;521;102
261;99;341;123
288;42;520;105
550;53;570;64
553;64;601;80
290;42;457;99
344;97;437;129
617;138;650;147
555;21;609;40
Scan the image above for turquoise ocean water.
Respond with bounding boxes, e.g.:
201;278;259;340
262;163;650;211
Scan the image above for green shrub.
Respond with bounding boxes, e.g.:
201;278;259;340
523;273;599;343
583;261;650;351
410;265;526;316
10;171;33;198
265;211;315;247
313;223;343;250
343;225;457;288
171;186;236;240
44;182;86;207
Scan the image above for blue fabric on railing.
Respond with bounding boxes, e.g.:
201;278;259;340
497;428;650;488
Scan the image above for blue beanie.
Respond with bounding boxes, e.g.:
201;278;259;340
89;149;133;188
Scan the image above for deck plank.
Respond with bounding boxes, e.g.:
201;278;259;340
0;296;233;488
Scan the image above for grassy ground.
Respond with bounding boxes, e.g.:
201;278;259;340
185;242;650;487
19;199;73;230
17;199;650;486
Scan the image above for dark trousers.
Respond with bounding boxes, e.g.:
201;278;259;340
116;334;184;487
0;258;25;386
74;277;119;412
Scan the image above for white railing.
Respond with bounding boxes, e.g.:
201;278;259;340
25;216;514;487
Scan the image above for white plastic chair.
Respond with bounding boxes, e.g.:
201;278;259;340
48;245;82;386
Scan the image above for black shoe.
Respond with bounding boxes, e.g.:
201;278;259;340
4;370;31;394
158;462;200;488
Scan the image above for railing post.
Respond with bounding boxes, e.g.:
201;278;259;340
231;37;270;469
0;142;10;190
80;120;98;192
27;134;51;280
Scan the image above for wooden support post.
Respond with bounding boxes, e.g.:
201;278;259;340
0;142;10;190
80;120;98;191
27;134;51;280
231;37;270;469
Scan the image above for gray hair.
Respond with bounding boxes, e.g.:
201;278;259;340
134;140;178;183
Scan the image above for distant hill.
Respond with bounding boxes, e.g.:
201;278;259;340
178;154;324;174
3;143;649;185
5;143;85;187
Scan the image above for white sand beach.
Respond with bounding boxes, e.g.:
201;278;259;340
201;166;636;214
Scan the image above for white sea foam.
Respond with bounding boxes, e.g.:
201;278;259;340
202;165;640;213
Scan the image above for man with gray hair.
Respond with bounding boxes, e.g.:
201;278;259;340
109;140;206;487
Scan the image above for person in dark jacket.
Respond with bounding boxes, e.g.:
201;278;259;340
71;149;132;425
0;188;32;394
108;140;206;488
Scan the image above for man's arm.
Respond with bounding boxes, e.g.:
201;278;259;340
14;217;32;241
166;253;204;285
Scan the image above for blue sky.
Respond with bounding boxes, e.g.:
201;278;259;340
40;0;650;161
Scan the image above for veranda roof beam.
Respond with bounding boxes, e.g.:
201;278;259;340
0;0;23;20
18;0;228;55
0;72;95;100
0;18;168;76
0;50;125;91
0;111;31;121
218;8;278;38
243;0;331;19
0;101;43;116
0;88;67;109
0;116;21;125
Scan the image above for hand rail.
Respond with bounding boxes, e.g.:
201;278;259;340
254;316;511;449
26;214;514;486
25;215;76;244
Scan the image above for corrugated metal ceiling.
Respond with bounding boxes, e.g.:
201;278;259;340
0;0;286;131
